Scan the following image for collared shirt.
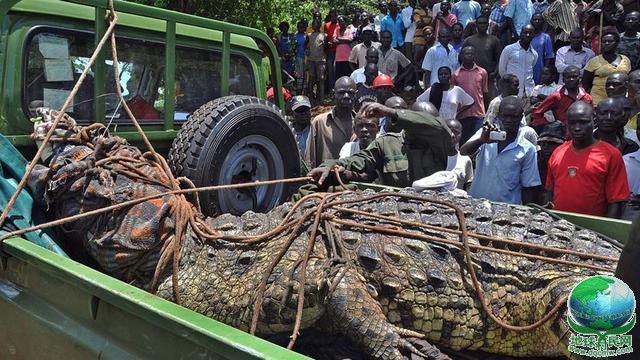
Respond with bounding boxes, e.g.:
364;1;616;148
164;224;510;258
503;0;533;36
402;5;416;43
499;41;538;97
350;67;366;84
413;8;433;45
381;13;405;48
555;46;595;84
542;0;578;42
304;109;355;168
452;64;488;118
470;129;541;204
489;2;507;34
532;0;549;14
293;125;311;156
348;42;381;68
422;43;460;86
532;86;592;129
378;47;412;79
452;0;482;28
531;83;561;122
624;148;640;194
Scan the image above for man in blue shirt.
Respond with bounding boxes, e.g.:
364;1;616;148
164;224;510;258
504;0;533;41
460;96;541;204
452;0;481;28
380;0;405;49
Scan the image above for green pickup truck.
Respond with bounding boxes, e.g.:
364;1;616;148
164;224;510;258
0;1;632;359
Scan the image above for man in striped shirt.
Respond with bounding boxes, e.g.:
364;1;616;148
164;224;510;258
542;0;579;49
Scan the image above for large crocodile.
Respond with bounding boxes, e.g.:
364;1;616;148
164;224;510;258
26;110;621;359
154;190;619;359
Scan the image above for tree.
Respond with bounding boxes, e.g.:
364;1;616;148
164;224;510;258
126;0;377;30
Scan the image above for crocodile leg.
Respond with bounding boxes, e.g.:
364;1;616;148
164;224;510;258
326;267;451;360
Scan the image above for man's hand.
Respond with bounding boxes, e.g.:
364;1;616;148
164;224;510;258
360;102;397;119
307;165;348;186
479;122;501;143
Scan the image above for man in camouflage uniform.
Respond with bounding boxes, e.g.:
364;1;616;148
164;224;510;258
308;102;456;188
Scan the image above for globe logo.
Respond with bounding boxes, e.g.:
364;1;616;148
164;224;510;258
568;276;636;331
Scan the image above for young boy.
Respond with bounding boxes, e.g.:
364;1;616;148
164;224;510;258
530;66;561;125
307;19;327;103
294;20;308;95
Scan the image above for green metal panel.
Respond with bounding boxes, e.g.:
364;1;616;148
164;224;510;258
0;237;309;359
550;210;631;244
164;20;175;131
221;31;230;97
93;5;106;123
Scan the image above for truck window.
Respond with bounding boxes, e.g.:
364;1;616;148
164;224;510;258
25;31;95;121
173;46;221;120
105;37;165;123
26;30;257;124
171;48;256;121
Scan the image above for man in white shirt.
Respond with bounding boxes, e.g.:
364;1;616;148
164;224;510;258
402;0;417;58
498;24;538;97
348;25;381;70
555;28;595;84
422;27;459;87
445;118;474;189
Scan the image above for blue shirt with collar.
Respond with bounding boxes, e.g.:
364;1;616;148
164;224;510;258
380;14;405;48
421;43;460;86
469;129;541;204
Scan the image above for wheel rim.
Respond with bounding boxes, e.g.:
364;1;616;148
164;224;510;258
217;134;285;214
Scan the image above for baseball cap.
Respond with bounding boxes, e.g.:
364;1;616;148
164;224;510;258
362;25;375;33
291;95;311;111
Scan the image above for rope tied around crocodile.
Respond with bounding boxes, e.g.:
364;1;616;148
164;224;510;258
0;0;620;352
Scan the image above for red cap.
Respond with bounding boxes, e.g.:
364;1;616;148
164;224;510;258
372;74;395;90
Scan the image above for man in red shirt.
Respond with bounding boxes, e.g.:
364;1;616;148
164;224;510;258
325;10;339;88
546;101;629;218
531;66;592;135
452;46;489;142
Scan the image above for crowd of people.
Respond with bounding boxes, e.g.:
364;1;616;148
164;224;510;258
271;0;640;220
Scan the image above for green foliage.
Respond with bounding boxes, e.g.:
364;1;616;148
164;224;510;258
126;0;378;30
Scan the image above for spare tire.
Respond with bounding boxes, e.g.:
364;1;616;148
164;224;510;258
168;95;300;216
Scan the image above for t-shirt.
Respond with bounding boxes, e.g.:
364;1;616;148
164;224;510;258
463;34;502;76
334;27;354;62
325;21;339;53
354;83;377;111
339;141;361;158
295;33;306;59
546;140;630;216
416;85;474;120
531;32;554;84
308;32;327;61
447;152;474;189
